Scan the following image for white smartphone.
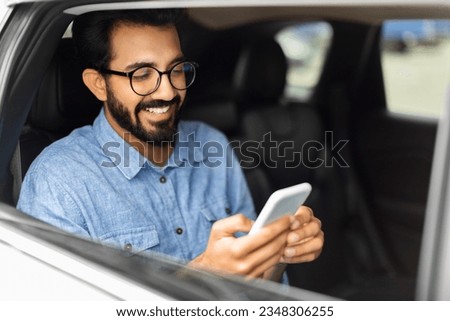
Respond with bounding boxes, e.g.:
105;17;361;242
249;182;312;235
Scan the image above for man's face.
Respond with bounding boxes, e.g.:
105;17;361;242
104;23;185;145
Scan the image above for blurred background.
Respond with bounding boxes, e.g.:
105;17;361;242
275;19;450;118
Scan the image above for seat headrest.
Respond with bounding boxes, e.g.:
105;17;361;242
29;38;101;135
233;37;287;106
181;35;241;137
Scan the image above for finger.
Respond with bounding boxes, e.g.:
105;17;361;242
282;233;324;263
282;231;324;262
244;233;287;277
282;252;320;264
211;214;253;239
247;227;288;263
246;251;284;279
234;228;289;276
286;217;322;245
293;206;314;226
235;215;292;255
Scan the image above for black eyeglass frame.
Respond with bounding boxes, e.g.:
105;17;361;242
100;61;199;96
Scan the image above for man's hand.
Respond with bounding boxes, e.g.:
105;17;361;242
280;206;324;264
190;214;294;278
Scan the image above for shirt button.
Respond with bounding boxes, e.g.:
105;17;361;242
225;207;232;214
176;228;183;235
124;243;133;252
159;176;167;183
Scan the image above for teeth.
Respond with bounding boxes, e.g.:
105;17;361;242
144;106;170;114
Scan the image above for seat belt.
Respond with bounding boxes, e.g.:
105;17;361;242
329;84;396;277
9;142;22;205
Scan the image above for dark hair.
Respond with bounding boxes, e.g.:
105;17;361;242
72;9;186;70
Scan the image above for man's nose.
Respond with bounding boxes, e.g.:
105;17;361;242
151;73;177;101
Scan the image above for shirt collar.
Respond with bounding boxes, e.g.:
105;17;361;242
93;109;206;180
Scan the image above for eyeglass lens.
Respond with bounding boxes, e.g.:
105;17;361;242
131;62;196;96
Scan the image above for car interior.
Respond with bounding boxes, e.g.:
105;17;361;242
1;3;446;300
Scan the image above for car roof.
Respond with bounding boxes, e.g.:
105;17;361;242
4;0;450;26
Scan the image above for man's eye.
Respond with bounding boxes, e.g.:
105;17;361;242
171;64;185;75
133;68;154;81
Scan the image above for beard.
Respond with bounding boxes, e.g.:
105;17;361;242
105;85;182;147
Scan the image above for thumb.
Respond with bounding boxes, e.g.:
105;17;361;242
211;214;254;238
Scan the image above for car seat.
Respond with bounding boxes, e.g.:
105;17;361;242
233;37;325;191
11;38;101;203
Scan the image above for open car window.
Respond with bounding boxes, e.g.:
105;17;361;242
0;0;450;303
381;19;450;117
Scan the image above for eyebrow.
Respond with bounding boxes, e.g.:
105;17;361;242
124;55;186;71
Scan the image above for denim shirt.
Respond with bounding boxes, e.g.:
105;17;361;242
17;108;256;261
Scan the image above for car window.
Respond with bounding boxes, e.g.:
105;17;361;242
0;3;11;31
381;19;450;117
275;22;333;102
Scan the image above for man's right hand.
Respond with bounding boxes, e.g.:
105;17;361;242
190;214;295;278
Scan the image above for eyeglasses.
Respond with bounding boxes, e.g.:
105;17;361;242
101;61;198;96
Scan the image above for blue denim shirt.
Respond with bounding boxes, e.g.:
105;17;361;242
17;108;256;261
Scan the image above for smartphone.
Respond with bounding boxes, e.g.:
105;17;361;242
249;182;312;235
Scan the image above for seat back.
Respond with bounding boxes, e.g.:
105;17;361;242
13;38;100;203
233;37;323;191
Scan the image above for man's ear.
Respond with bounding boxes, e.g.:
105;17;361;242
82;68;107;101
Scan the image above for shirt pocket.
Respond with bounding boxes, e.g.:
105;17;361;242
199;197;252;239
199;196;233;223
99;226;160;255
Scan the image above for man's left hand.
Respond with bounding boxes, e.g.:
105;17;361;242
280;206;324;264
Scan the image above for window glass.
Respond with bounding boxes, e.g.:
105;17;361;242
381;20;450;117
63;22;73;38
275;22;333;102
0;4;11;31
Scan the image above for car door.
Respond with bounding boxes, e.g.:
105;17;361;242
311;19;449;299
333;20;447;287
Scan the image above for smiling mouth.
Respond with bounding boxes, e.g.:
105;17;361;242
144;106;171;114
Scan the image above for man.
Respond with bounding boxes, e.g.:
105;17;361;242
17;9;323;279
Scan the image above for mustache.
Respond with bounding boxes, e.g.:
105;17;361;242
136;95;181;112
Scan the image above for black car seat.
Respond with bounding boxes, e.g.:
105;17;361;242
12;38;101;203
233;37;324;191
